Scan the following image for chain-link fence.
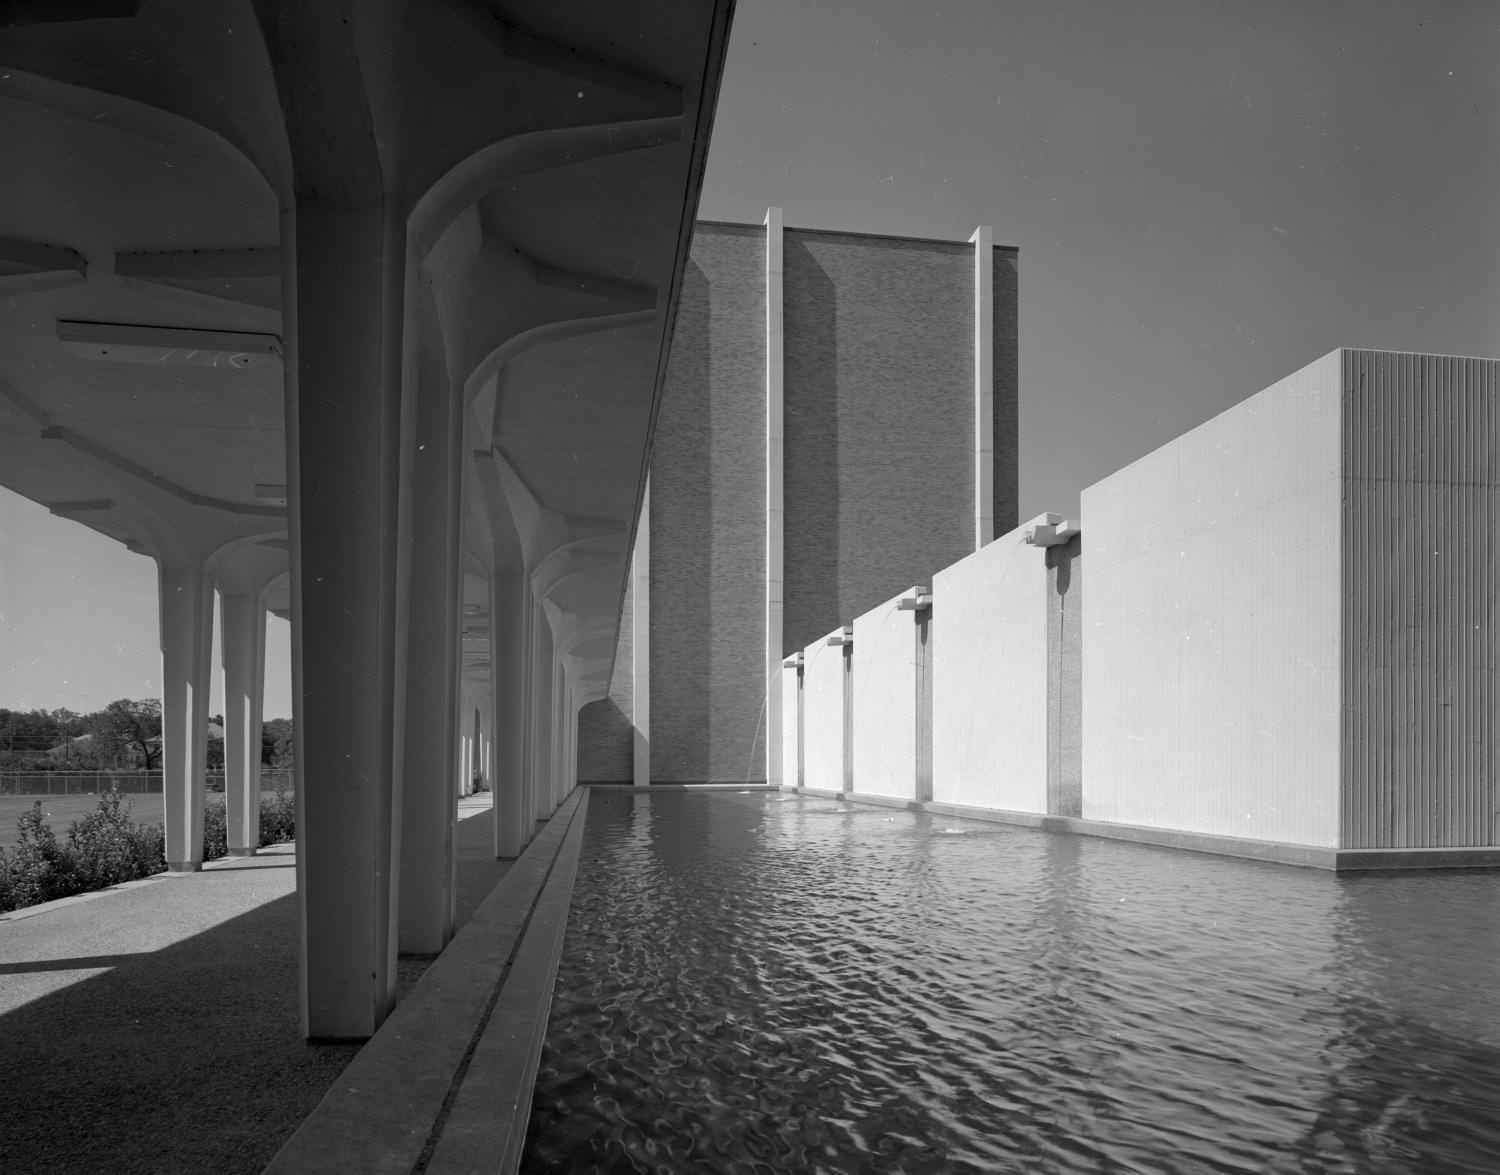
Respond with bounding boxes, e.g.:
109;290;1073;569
0;770;294;796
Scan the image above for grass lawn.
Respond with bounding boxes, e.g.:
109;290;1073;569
2;792;290;848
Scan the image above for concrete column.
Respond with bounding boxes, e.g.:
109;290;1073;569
478;693;494;794
220;590;267;856
462;706;475;795
545;662;559;811
552;672;564;810
557;675;572;804
491;567;528;858
796;661;805;789
842;643;854;795
159;563;213;870
970;225;994;550
397;362;461;955
530;604;554;824
632;483;651;788
779;658;801;790
1046;535;1083;817
553;668;567;808
764;206;785;786
567;687;579;799
454;691;467;799
916;609;934;803
286;199;406;1039
546;674;558;810
519;592;536;829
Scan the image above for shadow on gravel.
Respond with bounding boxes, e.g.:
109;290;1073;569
0;892;360;1175
0;803;516;1175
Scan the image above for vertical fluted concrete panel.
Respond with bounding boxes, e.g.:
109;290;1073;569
782;231;1014;655
1081;352;1344;845
850;591;921;800
800;635;847;793
780;664;801;789
1341;351;1500;848
931;529;1049;812
651;225;767;782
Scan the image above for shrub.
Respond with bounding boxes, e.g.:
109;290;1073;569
3;802;83;910
0;791;170;914
202;799;228;862
1;785;296;915
259;783;295;847
68;789;164;888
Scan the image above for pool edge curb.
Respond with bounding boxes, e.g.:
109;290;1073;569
260;789;588;1175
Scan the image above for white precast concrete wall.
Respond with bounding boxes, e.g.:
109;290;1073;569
1081;351;1343;846
850;591;919;799
801;636;847;792
931;529;1049;811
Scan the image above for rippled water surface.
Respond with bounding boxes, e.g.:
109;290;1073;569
521;791;1500;1174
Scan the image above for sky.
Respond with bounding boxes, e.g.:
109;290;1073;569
1;0;1496;715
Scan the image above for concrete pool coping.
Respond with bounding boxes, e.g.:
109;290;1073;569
795;788;1500;872
262;788;590;1175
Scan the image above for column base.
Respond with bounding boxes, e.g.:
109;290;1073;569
226;847;258;858
166;861;203;873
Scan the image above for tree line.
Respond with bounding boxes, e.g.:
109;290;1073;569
0;701;293;772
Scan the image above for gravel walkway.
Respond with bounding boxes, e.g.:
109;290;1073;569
0;795;511;1175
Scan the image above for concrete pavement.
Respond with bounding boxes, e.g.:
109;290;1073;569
0;793;514;1175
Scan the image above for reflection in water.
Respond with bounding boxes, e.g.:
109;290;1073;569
522;792;1500;1174
1291;873;1500;1175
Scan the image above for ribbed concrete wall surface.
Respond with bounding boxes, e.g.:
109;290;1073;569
1082;352;1344;846
931;529;1049;812
850;591;922;800
1341;351;1500;848
781;230;1014;654
650;225;767;783
801;635;848;792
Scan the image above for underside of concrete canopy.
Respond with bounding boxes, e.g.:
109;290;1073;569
0;0;734;1038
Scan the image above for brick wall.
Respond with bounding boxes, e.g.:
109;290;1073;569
576;557;634;783
584;221;1019;788
649;225;768;782
782;229;1013;653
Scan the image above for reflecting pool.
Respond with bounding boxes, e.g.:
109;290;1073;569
521;790;1500;1174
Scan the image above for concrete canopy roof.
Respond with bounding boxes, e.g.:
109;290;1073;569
0;0;732;703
